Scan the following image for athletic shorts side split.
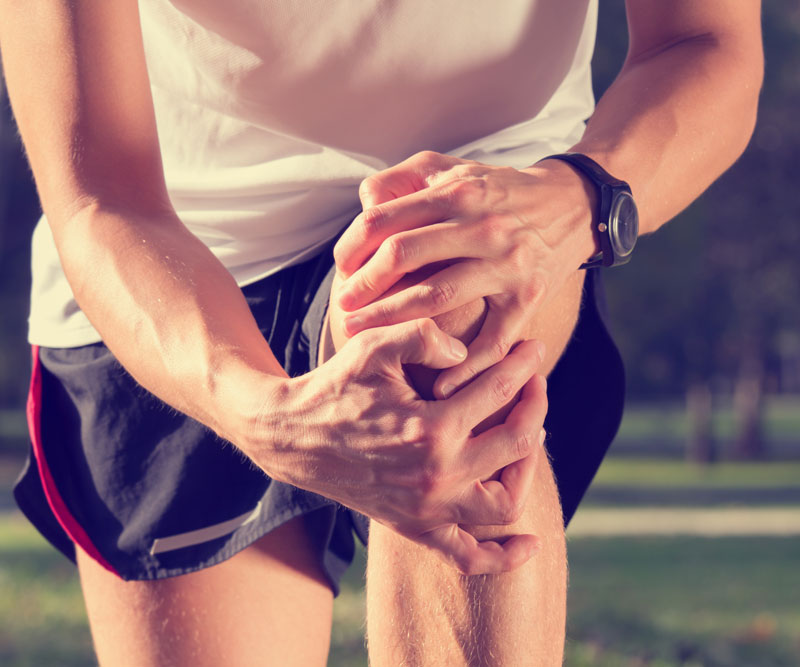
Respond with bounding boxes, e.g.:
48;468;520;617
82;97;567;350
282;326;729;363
14;243;624;592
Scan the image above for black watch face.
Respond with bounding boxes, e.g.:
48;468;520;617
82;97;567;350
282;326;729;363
609;191;639;260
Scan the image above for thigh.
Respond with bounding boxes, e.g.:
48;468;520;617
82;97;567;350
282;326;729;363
77;513;334;667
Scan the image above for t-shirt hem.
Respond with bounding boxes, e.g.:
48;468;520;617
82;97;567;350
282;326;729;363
28;324;104;350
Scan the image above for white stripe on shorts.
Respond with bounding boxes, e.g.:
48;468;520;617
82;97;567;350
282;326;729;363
149;501;263;555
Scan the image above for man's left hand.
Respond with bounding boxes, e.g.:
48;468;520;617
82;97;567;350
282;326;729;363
333;150;596;398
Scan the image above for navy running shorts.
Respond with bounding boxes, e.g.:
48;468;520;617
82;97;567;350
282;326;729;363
14;241;625;591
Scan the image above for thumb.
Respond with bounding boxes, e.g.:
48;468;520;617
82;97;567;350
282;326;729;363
375;319;467;369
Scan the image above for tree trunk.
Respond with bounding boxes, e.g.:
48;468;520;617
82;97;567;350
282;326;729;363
686;381;716;465
732;350;766;460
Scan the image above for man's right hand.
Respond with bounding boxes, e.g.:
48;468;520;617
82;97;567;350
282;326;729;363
243;319;548;575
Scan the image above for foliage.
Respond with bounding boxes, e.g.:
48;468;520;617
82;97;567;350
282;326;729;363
596;2;800;399
0;73;40;410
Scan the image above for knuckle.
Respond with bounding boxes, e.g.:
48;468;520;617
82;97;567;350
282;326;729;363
489;373;516;405
523;272;548;305
501;496;525;525
413;317;437;347
450;162;481;180
384;235;411;268
482;214;511;247
332;242;345;267
361;205;386;237
403;415;428;445
372;300;395;326
415;149;440;165
489;336;513;363
507;243;529;272
514;427;535;459
349;329;373;354
426;279;457;310
359;174;380;196
423;412;449;442
446;178;485;206
356;272;377;296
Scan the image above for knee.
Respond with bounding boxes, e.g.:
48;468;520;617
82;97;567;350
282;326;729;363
329;263;491;404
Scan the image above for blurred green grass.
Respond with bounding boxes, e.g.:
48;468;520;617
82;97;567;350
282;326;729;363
2;513;799;666
581;459;800;507
590;460;800;488
566;536;800;667
1;394;799;666
612;397;800;460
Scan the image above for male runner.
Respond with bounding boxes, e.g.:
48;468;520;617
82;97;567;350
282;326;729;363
1;1;761;664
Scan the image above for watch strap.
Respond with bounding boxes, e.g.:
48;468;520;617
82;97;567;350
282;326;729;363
538;152;632;269
543;152;628;190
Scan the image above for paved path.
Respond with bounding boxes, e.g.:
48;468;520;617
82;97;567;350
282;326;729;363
568;507;800;537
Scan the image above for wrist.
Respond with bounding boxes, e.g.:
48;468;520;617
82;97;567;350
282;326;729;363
206;352;290;462
521;159;600;269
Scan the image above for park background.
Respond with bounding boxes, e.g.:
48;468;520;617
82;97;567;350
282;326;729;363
1;3;798;665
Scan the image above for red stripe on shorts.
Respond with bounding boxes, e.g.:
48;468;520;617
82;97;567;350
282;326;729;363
27;345;119;576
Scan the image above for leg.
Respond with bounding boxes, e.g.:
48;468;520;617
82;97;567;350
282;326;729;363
327;267;585;666
77;514;334;667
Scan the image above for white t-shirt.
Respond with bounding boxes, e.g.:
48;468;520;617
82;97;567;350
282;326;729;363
28;0;597;347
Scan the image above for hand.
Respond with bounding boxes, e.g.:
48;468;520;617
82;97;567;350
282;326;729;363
248;318;548;575
333;151;596;398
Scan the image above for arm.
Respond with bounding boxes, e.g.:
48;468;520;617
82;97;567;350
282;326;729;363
333;0;763;395
0;1;274;436
0;0;547;573
573;0;763;235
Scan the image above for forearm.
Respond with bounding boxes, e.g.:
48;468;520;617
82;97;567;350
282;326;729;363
55;201;285;447
570;27;763;235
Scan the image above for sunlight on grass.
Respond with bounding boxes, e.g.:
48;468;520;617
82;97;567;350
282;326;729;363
566;536;800;666
616;395;800;443
592;459;800;488
2;445;799;667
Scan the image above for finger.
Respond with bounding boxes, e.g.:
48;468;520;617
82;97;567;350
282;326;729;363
358;150;458;208
337;222;474;311
415;524;539;576
463;373;549;479
443;339;545;428
334;188;451;277
448;445;540;527
368;318;467;369
433;303;536;399
342;259;491;336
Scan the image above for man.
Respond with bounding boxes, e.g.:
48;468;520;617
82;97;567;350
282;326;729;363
1;1;761;665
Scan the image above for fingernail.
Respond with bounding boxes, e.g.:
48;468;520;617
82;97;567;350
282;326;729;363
448;338;467;360
534;340;546;362
538;428;547;446
440;383;455;399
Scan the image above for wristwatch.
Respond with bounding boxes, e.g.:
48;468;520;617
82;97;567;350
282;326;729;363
540;152;639;269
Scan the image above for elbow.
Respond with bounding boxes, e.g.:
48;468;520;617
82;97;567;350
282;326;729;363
725;32;765;164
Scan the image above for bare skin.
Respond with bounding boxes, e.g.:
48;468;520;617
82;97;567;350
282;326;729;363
325;265;584;666
0;0;762;664
75;516;334;667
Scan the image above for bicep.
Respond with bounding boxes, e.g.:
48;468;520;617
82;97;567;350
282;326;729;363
624;0;763;65
0;0;169;227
